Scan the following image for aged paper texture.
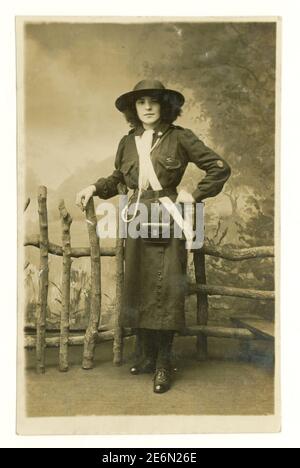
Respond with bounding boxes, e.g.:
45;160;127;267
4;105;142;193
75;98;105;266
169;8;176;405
16;16;281;434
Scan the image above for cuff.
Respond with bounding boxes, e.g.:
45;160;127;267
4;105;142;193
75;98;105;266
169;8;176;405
192;188;204;203
93;178;109;198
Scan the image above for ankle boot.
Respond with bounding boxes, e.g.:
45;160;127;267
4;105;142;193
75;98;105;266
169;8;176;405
153;331;175;393
153;367;171;393
130;329;157;375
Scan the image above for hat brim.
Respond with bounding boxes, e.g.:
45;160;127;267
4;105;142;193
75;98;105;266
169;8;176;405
115;88;185;112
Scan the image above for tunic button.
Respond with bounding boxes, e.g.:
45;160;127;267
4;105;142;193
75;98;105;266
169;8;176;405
217;160;224;168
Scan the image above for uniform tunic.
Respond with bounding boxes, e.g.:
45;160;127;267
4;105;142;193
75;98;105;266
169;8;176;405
93;122;231;331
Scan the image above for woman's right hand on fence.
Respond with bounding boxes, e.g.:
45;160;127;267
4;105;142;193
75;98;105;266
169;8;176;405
76;185;96;211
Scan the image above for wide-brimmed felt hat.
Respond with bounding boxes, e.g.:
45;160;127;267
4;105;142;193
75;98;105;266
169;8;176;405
115;79;185;112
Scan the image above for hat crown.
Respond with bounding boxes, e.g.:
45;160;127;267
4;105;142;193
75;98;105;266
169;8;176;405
133;80;166;92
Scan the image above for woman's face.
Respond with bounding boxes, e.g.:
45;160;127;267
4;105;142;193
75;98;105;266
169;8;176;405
135;95;161;128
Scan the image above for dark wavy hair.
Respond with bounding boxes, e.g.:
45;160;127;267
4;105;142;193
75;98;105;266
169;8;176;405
122;92;183;127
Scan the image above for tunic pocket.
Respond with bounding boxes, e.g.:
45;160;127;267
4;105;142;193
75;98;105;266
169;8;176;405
156;154;184;187
157;155;182;171
121;159;138;188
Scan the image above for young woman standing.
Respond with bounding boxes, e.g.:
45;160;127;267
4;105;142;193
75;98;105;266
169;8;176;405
76;80;231;394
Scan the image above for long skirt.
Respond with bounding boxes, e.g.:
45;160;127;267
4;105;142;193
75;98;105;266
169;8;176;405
120;196;188;331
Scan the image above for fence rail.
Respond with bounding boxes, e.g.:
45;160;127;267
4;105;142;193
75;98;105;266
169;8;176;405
24;325;256;350
24;237;275;261
24;185;275;372
187;283;275;301
24;236;115;257
25;329;135;349
202;245;274;261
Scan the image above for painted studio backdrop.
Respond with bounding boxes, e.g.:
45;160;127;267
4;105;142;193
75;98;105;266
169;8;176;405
21;20;276;418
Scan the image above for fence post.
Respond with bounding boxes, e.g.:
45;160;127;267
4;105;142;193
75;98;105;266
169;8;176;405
82;198;101;370
58;200;72;372
36;186;49;374
193;249;209;361
113;185;127;365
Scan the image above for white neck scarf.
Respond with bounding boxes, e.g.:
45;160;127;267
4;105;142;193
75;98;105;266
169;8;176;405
135;129;155;190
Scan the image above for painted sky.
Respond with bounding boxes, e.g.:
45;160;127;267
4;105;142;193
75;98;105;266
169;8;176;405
24;22;207;190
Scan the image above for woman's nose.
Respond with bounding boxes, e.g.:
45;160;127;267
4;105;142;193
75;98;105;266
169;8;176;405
145;100;152;109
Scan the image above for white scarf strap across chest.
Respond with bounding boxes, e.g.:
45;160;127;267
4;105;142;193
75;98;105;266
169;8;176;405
134;130;194;248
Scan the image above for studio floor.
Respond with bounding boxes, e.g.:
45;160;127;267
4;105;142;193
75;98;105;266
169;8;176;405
24;335;274;417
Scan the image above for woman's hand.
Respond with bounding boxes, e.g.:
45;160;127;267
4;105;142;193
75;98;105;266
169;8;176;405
75;185;96;211
175;189;195;204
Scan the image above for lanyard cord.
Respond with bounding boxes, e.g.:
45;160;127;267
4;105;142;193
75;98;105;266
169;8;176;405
121;135;161;223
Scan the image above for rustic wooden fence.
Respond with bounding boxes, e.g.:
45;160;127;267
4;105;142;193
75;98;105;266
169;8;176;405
24;185;275;373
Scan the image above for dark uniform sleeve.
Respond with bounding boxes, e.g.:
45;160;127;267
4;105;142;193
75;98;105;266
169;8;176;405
179;128;231;202
93;135;127;199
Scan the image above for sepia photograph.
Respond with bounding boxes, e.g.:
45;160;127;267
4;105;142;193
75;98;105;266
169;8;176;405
16;16;280;434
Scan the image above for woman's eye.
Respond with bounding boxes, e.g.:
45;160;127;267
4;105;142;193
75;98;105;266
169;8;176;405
137;98;158;105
